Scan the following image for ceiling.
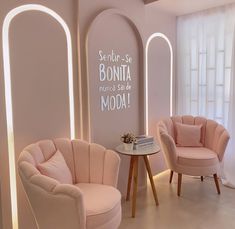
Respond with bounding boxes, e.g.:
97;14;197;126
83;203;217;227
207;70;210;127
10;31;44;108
147;0;235;16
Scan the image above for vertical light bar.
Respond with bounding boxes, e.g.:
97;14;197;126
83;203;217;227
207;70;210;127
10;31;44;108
2;4;75;229
2;21;17;227
145;33;173;135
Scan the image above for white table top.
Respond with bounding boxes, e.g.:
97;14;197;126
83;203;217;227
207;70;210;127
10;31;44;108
115;143;160;156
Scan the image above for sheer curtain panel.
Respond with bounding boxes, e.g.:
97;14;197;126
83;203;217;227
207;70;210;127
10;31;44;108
222;27;235;188
177;4;235;188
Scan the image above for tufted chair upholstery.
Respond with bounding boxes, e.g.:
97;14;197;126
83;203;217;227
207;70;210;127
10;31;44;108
18;138;121;229
157;115;230;196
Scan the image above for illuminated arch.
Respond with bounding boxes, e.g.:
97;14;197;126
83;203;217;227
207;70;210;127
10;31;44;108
2;4;76;229
145;33;173;135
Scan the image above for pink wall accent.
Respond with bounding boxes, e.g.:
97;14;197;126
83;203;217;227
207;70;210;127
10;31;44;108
148;38;171;174
87;9;144;147
79;0;176;195
0;0;176;228
0;1;79;229
144;7;176;174
11;12;71;229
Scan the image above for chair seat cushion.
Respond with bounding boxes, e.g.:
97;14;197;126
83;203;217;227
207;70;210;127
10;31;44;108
75;183;121;229
176;147;219;167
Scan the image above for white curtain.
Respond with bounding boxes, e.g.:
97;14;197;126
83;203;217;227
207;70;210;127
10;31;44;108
222;29;235;188
177;4;235;188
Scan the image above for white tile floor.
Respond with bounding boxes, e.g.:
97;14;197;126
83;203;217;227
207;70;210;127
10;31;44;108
120;170;235;229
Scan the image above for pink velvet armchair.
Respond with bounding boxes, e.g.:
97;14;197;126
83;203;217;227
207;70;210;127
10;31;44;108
18;138;121;229
157;115;230;196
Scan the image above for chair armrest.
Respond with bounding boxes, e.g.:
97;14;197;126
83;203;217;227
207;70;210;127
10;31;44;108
29;175;86;229
215;130;230;161
19;162;86;229
53;184;86;227
103;149;120;188
158;132;178;170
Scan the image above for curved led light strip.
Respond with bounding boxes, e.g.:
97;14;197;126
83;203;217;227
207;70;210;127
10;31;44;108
145;33;173;135
2;4;75;229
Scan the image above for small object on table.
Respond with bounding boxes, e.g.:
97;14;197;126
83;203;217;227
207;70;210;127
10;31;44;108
134;135;154;149
121;132;136;151
115;142;160;218
123;142;134;151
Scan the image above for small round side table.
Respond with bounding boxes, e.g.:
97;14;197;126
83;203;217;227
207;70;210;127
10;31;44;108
115;143;161;217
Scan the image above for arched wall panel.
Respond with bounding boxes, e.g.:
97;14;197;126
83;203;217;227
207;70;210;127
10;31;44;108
86;9;145;194
145;32;173;135
145;33;173;175
2;4;75;229
86;9;144;145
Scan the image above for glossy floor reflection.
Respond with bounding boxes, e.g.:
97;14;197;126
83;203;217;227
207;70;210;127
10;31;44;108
120;170;235;229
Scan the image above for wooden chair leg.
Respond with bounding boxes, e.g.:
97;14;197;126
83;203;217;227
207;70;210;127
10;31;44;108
213;174;221;194
177;173;182;196
201;176;204;182
169;170;174;183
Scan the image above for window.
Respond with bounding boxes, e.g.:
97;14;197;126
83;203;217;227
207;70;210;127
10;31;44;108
177;5;235;127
